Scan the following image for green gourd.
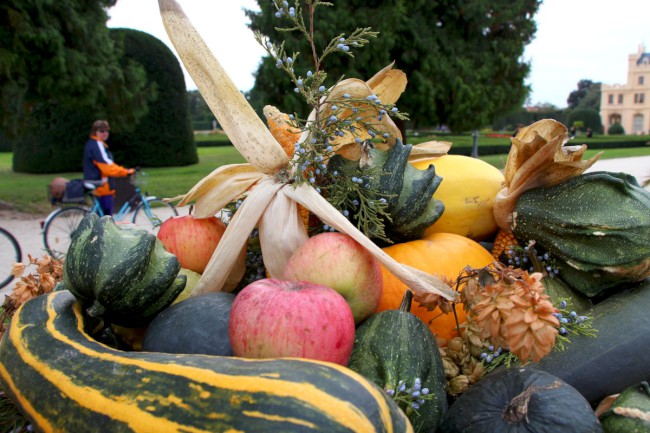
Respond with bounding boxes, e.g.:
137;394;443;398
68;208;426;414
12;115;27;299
61;213;186;327
348;290;447;433
439;366;603;433
328;139;444;244
513;172;650;297
0;290;413;433
599;382;650;433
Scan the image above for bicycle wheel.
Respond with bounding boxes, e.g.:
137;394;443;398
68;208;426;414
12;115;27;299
132;198;178;234
43;207;89;256
0;227;22;289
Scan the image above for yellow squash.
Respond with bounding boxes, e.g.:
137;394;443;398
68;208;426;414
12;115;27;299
412;155;504;241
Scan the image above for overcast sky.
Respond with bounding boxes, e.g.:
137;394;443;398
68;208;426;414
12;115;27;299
108;0;648;109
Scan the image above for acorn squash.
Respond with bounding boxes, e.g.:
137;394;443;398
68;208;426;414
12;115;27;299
377;232;495;341
513;172;650;297
348;290;447;433
411;155;504;241
0;291;413;433
61;213;186;327
439;366;603;433
328;139;444;244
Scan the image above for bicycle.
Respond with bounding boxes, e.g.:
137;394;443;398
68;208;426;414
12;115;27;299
42;170;178;256
0;226;22;289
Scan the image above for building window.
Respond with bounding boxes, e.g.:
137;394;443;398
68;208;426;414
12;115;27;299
608;94;614;104
633;114;644;133
634;93;646;104
640;76;645;85
618;94;624;104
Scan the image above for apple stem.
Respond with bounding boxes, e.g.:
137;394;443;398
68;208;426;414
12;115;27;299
189;204;194;216
398;290;413;313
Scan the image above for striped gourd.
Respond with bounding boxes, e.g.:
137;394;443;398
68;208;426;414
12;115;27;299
0;291;412;433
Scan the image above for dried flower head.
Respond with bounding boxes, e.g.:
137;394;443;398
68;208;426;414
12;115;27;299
462;262;560;363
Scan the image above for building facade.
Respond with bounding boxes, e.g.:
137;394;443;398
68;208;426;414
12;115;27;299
600;44;650;134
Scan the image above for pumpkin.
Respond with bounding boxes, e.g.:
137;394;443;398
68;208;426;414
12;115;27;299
0;291;413;433
328;139;444;244
142;292;236;356
348;290;447;433
377;232;495;341
513;171;650;297
599;382;650;433
61;213;186;327
536;278;650;405
439;366;603;433
412;155;504;241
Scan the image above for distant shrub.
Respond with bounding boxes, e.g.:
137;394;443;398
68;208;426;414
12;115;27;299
607;123;625;135
567;108;602;134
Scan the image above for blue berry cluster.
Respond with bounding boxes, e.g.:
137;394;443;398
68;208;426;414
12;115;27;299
479;345;508;364
505;243;560;276
554;300;590;336
385;377;432;413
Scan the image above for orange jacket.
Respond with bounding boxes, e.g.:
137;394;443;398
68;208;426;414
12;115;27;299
82;137;131;197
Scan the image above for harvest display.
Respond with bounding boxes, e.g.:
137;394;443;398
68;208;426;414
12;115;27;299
1;1;650;432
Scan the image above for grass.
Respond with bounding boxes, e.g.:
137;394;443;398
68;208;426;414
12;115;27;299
1;137;649;215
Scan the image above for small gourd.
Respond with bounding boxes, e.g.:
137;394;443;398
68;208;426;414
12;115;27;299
61;213;186;327
411;154;504;241
599;381;650;433
328;139;444;244
513;171;650;297
348;290;447;433
439;366;603;433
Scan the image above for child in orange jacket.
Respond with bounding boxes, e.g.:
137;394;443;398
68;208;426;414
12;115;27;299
82;120;135;215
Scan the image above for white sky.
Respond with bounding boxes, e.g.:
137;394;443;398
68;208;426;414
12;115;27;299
107;0;648;109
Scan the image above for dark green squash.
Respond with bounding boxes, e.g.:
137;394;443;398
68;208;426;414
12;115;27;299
142;292;235;356
62;213;186;327
542;275;592;313
513;171;650;297
328;139;444;244
536;278;650;406
0;290;413;433
599;381;650;433
439;366;603;433
348;290;447;433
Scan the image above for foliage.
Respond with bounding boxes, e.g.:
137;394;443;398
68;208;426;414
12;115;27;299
108;29;197;168
188;90;217;131
567;108;602;134
246;0;542;132
0;0;149;139
608;122;625;135
11;28;196;173
567;79;601;110
492;106;568;132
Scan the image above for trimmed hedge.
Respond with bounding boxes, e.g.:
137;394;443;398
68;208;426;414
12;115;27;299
12;29;197;173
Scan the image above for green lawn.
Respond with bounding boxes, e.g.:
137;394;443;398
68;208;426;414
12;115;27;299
1;138;649;215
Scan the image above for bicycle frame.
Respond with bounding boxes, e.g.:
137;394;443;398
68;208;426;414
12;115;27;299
89;184;161;223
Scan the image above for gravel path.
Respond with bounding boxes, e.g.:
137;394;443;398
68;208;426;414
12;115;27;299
1;155;649;296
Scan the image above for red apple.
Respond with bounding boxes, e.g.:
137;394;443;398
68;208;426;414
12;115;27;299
157;214;226;273
228;278;355;365
283;232;383;324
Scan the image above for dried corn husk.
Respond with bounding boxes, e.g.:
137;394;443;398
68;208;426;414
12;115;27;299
159;0;457;302
493;119;602;233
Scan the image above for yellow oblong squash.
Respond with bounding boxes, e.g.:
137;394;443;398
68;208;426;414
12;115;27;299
412;155;504;241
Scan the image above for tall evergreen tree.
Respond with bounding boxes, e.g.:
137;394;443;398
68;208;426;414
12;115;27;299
0;0;149;138
246;0;541;132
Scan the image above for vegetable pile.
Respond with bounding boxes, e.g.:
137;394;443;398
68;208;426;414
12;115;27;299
1;1;649;432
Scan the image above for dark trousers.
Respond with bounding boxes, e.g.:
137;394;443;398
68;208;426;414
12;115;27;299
97;195;114;216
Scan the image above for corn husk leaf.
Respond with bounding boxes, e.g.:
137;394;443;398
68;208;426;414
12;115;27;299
159;0;288;175
493;119;602;232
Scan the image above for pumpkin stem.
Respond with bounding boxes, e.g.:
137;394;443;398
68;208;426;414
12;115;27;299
398;290;413;313
502;380;561;424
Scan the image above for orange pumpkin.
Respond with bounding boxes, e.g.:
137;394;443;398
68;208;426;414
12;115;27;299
377;232;495;341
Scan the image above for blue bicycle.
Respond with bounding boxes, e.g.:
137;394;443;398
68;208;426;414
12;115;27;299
42;171;177;256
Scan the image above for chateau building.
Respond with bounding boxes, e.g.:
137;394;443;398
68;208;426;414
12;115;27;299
600;44;650;134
